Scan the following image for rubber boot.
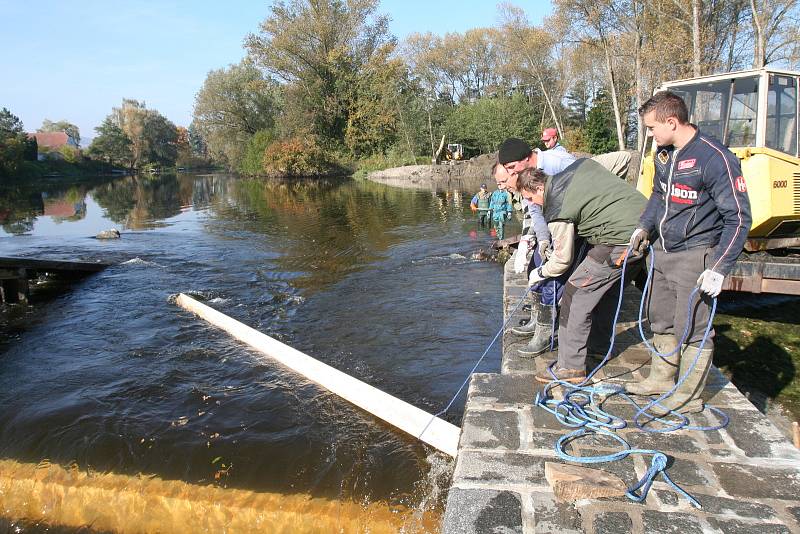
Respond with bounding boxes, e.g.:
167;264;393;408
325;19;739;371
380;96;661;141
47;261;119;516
511;298;540;336
626;334;679;396
518;301;556;357
650;343;713;415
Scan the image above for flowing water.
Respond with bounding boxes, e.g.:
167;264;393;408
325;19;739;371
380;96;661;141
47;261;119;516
0;173;509;532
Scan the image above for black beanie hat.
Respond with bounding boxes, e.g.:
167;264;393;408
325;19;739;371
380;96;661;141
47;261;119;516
498;138;532;164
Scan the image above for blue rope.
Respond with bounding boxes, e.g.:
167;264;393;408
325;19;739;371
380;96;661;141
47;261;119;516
535;244;729;509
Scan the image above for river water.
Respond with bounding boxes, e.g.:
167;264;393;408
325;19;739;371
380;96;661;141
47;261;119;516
0;173;509;532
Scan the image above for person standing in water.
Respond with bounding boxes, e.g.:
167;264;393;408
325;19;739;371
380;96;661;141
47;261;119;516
470;183;492;227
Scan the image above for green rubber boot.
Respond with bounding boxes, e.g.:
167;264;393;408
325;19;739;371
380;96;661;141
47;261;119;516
511;297;541;336
518;301;556;357
626;334;679;396
650;343;713;416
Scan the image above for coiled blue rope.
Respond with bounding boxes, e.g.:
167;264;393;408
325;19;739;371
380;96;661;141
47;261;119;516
534;244;729;509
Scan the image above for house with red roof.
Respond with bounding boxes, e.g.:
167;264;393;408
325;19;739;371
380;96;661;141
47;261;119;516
27;132;80;160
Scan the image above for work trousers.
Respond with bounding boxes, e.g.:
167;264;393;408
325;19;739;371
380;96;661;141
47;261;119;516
648;244;715;347
478;209;490;227
557;245;642;370
492;217;506;240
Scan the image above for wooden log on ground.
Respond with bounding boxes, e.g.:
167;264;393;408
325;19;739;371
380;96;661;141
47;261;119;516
175;293;461;457
544;462;627;502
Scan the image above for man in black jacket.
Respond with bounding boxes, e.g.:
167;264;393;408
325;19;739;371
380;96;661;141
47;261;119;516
628;91;752;414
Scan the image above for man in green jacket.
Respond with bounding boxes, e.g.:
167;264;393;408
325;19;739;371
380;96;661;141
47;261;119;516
515;162;647;384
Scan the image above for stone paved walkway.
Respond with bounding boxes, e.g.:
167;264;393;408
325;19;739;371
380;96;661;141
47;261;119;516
442;255;800;533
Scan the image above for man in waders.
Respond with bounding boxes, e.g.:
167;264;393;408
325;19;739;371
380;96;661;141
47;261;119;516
513;164;647;384
489;166;513;240
470;183;492;227
498;138;577;355
626;91;751;414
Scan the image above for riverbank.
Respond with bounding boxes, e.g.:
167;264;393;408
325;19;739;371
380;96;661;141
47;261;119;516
365;154;497;192
442;252;800;533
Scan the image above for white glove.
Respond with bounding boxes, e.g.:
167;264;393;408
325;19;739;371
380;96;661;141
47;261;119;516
528;267;546;287
696;269;725;297
514;236;531;274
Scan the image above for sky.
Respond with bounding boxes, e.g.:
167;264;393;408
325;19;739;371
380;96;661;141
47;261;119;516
0;1;551;144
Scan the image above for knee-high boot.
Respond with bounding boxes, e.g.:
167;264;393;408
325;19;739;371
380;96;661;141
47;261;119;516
517;299;556;357
511;297;541;336
625;334;679;396
650;343;713;415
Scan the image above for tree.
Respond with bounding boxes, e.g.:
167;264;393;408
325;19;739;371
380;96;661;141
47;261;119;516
0;108;28;177
141;111;178;166
585;91;618;154
498;3;567;138
87;117;133;167
38;119;81;146
245;0;393;142
445;94;538;155
344;44;406;157
192;60;281;168
88;100;178;169
239;129;275;175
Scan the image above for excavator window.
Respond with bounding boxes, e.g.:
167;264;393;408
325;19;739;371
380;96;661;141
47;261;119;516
727;76;759;147
766;74;798;156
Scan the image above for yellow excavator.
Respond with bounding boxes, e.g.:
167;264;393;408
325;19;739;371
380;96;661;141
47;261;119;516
638;67;800;294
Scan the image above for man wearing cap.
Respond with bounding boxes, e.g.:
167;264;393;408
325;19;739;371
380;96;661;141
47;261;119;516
542;128;567;152
498;138;578;355
470;183;492;227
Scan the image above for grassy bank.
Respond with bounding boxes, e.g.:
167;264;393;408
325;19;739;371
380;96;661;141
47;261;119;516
713;293;800;421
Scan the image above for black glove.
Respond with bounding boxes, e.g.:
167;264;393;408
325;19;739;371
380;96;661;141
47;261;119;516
629;228;649;255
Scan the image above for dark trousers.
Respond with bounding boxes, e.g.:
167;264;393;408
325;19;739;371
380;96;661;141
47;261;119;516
557;245;642;370
648;244;715;347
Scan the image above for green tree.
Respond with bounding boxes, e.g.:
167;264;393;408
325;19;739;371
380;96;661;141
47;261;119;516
444;94;537;155
87;117;133;167
239;129;275;175
38;119;81;146
141;111;178;166
245;0;393;143
88;100;177;168
344;44;407;157
0;108;28;177
585;90;618;155
192;61;280;169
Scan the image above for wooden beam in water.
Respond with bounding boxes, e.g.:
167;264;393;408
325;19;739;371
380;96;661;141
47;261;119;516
175;293;461;458
0;257;108;273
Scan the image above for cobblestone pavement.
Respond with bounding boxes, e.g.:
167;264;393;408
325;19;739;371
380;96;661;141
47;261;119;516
443;256;800;533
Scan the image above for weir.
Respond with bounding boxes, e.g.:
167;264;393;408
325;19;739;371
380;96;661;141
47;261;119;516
175;293;461;458
0;458;435;533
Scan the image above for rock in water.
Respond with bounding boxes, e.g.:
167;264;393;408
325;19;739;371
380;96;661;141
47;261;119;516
544;462;627;501
96;229;121;239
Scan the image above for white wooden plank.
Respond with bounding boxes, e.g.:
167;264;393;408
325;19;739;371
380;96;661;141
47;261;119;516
175;293;461;457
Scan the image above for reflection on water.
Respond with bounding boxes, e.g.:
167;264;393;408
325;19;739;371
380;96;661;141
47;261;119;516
0;173;509;531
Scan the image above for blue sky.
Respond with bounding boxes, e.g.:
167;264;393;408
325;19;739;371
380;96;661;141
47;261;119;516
0;1;550;144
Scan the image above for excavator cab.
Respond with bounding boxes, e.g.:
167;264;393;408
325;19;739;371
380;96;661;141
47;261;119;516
638;68;800;250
